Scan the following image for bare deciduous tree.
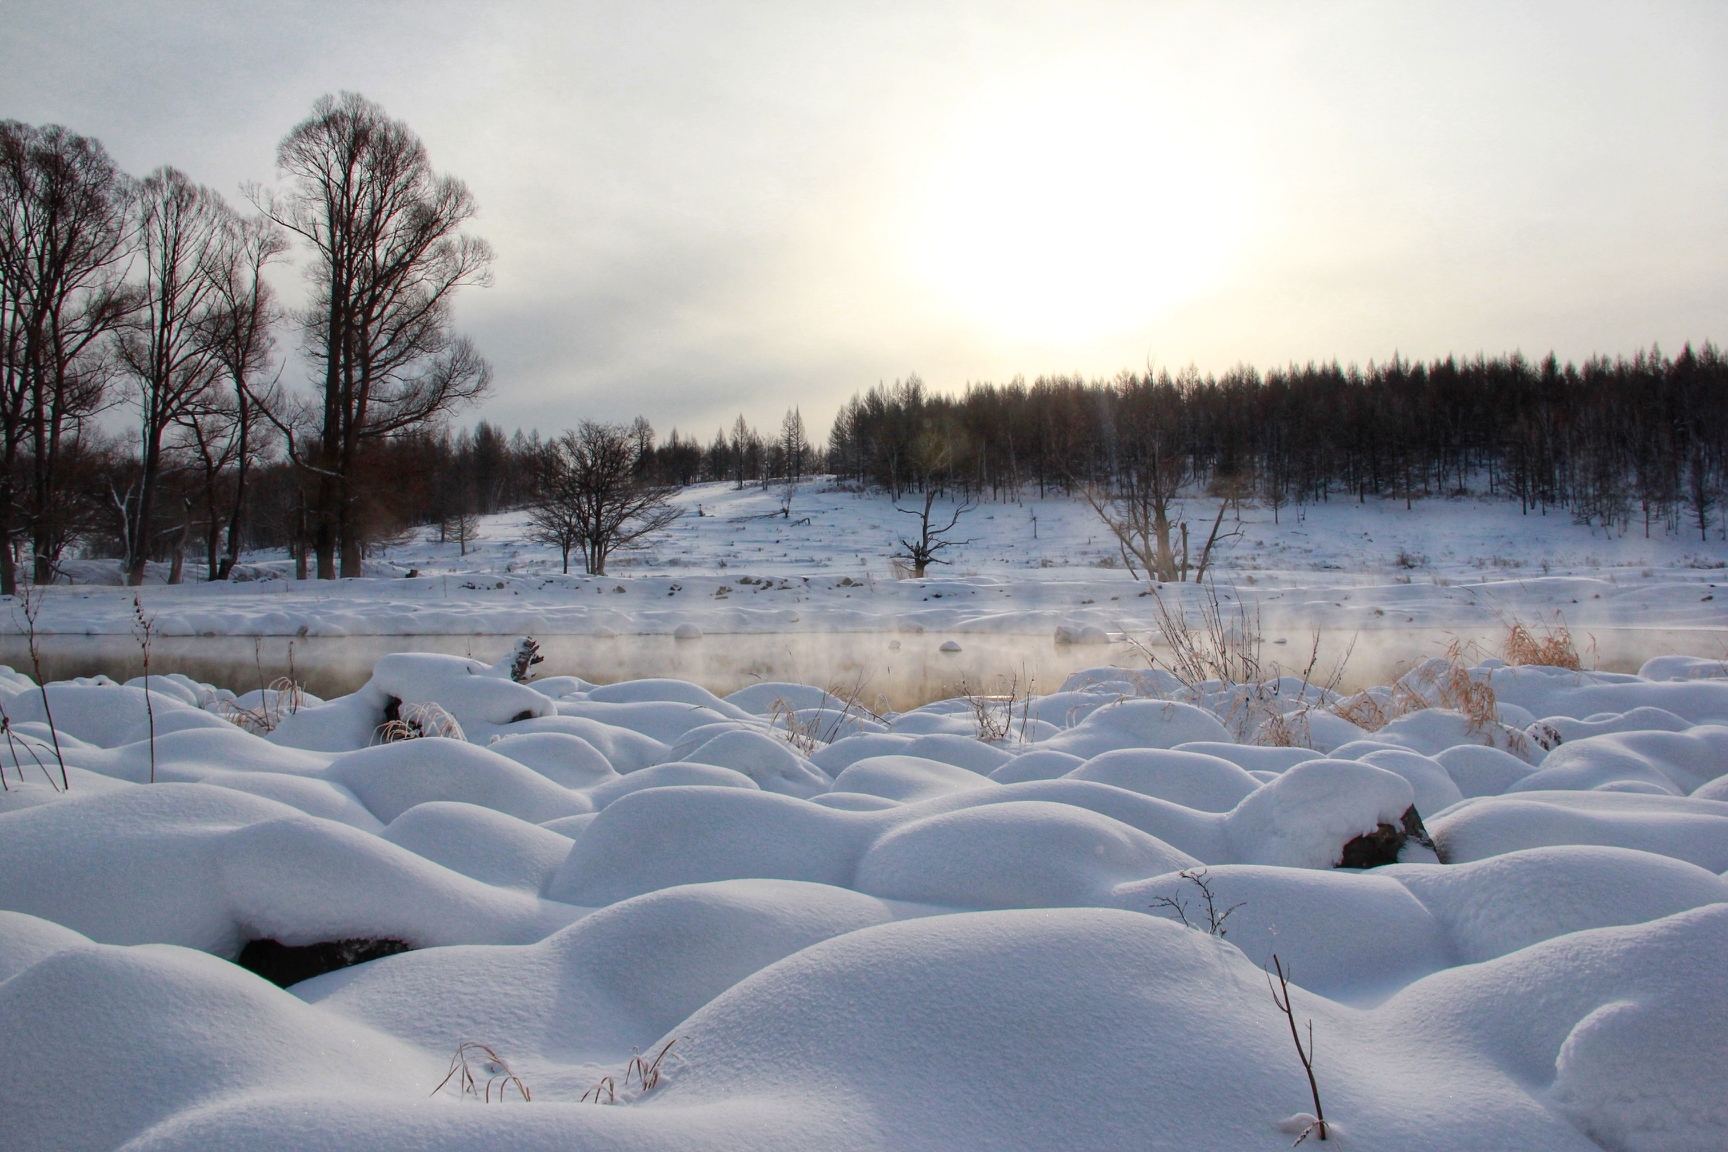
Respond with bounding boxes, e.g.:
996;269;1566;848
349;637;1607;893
527;421;680;575
116;167;233;586
0;122;133;593
203;211;286;578
256;92;492;579
893;490;973;578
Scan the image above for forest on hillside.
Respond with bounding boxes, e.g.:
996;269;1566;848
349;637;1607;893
826;347;1728;540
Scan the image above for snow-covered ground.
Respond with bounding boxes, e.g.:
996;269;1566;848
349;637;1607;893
10;482;1727;701
2;644;1727;1149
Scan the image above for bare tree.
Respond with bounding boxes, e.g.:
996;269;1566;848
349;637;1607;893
0;122;133;593
115;167;229;586
203;210;285;578
255;92;492;579
893;490;973;578
1083;466;1183;582
527;421;680;575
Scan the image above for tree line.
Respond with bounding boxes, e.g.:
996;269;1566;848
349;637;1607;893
826;347;1728;542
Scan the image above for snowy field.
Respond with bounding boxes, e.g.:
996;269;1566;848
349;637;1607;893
8;481;1728;703
2;639;1728;1150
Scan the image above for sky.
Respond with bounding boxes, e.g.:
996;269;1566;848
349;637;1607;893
3;1;1726;442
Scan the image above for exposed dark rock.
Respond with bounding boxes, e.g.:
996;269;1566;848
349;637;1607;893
236;937;413;988
1337;806;1431;869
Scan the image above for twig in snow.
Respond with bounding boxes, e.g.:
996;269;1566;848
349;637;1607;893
16;584;67;790
1148;867;1244;938
1268;954;1327;1143
132;596;156;783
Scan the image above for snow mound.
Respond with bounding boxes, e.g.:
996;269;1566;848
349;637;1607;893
1066;748;1261;812
683;729;833;797
855;801;1196;908
1039;698;1232;757
831;754;996;802
327;739;592;824
381;801;574;892
1430;790;1728;871
1225;759;1416;868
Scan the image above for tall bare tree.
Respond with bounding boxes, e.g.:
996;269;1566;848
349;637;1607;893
201;211;285;578
0;122;133;593
256;92;493;579
527;421;680;575
115;167;230;586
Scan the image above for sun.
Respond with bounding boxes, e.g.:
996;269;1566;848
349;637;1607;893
913;85;1237;343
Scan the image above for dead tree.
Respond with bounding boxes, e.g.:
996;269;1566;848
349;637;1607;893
893;490;973;577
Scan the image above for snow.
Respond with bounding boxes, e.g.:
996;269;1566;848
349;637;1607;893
3;517;1728;1149
8;483;1726;708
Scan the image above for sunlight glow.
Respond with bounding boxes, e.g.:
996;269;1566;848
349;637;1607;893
914;85;1239;343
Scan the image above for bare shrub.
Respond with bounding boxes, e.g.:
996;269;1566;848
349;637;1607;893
1148;867;1244;938
958;672;1033;743
1129;584;1351;744
431;1040;530;1103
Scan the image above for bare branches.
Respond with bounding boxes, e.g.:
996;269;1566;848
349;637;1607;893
526;422;680;576
1268;954;1328;1144
1148;867;1244;938
892;490;973;577
259;92;494;578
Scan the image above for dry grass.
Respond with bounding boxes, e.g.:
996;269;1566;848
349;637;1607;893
432;1041;531;1103
582;1038;682;1105
1127;581;1352;745
1503;616;1582;669
1329;638;1506;743
376;701;465;743
215;676;307;735
766;674;884;755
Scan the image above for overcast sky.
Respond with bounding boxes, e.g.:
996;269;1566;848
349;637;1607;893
4;1;1725;440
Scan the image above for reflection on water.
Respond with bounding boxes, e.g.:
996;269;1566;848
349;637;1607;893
1;626;1723;710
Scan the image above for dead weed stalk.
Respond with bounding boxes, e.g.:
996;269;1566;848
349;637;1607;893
582;1038;683;1104
14;584;67;790
432;1040;531;1102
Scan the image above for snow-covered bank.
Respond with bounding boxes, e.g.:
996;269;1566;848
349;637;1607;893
8;484;1727;701
2;643;1726;1149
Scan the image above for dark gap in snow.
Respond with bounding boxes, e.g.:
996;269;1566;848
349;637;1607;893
1337;806;1431;869
236;938;414;988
